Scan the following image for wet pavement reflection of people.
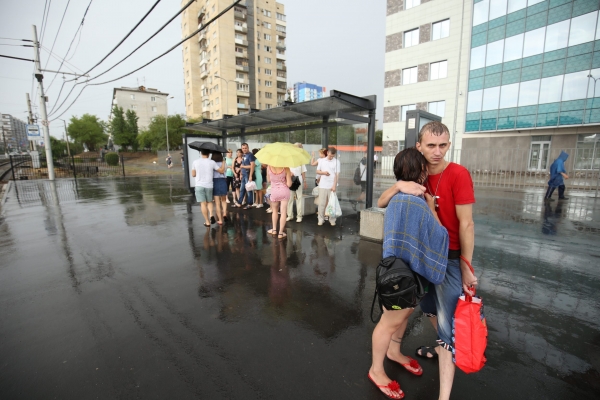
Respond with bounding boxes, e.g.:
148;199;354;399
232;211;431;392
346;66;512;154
542;198;565;235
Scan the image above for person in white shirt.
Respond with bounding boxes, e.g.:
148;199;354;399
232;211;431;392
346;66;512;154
192;149;226;227
316;147;341;226
287;143;308;223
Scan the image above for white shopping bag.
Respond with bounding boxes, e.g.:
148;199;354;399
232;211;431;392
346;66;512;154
325;192;342;218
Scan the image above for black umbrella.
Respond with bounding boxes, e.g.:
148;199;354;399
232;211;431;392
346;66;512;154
188;141;228;153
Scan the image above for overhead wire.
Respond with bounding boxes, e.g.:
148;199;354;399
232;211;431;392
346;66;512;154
49;0;242;122
42;45;82;73
0;37;33;42
39;0;53;46
47;0;94;114
45;0;71;69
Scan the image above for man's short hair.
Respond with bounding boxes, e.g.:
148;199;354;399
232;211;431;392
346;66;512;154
418;121;450;143
200;149;210;156
241;142;249;147
327;146;337;155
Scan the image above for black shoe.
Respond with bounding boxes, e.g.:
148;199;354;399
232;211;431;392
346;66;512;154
210;216;216;224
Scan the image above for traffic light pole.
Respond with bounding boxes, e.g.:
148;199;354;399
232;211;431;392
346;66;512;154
32;24;55;180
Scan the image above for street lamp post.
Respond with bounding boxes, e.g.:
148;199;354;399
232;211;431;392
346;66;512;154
587;74;600;197
157;96;174;155
214;75;234;116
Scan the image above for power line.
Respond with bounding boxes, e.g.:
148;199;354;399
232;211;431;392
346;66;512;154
0;37;33;42
39;0;53;46
49;0;242;121
0;44;34;48
0;54;35;62
45;0;71;69
42;45;83;72
85;0;195;83
79;0;163;77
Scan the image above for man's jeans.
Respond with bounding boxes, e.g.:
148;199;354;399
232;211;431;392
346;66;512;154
238;173;254;205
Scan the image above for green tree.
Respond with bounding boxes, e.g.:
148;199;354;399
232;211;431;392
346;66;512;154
50;136;67;157
375;129;383;147
110;105;127;148
137;114;188;151
124;109;139;151
67;114;108;151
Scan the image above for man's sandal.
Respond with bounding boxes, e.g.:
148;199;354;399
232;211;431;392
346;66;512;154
415;346;438;359
368;374;404;400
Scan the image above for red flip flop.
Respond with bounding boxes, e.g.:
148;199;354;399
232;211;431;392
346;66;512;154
368;373;404;399
397;356;423;376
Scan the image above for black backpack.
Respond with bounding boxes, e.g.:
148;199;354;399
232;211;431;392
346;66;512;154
370;256;428;323
353;158;366;185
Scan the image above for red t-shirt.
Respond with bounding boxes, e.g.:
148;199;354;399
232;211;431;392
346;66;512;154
425;163;475;250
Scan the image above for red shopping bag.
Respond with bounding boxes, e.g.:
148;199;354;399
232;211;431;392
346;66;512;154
452;256;487;374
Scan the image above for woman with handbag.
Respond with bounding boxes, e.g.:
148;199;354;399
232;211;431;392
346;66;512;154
368;148;448;400
232;149;244;207
266;165;292;239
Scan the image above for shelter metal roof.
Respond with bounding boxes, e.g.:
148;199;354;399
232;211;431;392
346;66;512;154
184;91;375;135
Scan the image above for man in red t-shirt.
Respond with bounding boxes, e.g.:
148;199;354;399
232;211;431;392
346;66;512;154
377;121;477;400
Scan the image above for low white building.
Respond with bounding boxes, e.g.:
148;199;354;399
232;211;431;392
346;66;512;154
111;86;169;130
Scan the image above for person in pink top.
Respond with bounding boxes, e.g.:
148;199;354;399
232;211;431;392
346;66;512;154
267;165;292;239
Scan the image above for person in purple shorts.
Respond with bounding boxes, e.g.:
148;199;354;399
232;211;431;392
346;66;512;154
266;165;292;239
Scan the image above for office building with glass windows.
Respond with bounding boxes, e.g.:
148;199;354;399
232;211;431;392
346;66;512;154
384;0;600;171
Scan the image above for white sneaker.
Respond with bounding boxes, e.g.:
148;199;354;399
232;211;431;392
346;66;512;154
296;217;302;223
255;204;263;208
286;216;294;222
266;208;272;213
318;220;324;226
330;221;336;226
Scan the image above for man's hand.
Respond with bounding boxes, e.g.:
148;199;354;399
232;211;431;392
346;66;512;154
331;187;336;193
424;193;436;212
461;260;478;296
303;181;307;189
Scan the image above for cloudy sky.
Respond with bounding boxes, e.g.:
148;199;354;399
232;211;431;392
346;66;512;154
0;0;385;138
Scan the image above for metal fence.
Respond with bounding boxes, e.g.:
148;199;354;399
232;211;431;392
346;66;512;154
9;154;125;180
374;147;600;195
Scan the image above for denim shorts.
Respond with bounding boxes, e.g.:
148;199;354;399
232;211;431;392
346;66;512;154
213;178;227;196
195;186;213;203
419;258;462;351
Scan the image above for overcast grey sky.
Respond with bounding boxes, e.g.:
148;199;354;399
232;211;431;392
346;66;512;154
0;0;385;139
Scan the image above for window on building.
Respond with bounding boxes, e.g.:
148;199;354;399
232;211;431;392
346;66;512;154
489;0;507;20
402;66;417;85
277;13;285;21
263;22;272;29
430;61;448;80
266;104;272;109
575;134;600;169
264;34;271;40
405;0;420;10
152;106;157;112
214;84;219;91
265;92;272;98
258;79;261;85
467;90;483;112
486;39;504;66
569;11;597;47
187;81;190;88
265;69;272;75
470;45;486;70
276;24;286;33
545;20;570;52
428;101;446;117
482;87;500;110
150;96;156;102
523;27;545;58
404;28;419;48
215;97;219;105
503;33;523;62
130;94;135;100
265;80;273;87
539;75;564;104
401;104;416;121
473;0;489;26
265;57;272;64
131;104;137;109
499;83;519;109
264;45;272;52
432;19;449;40
237;83;249;91
518;79;540;106
507;0;526;14
562;70;589;101
235;33;244;40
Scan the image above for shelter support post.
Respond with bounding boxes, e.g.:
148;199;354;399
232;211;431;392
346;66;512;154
221;130;227;150
322;116;329;149
366;106;376;209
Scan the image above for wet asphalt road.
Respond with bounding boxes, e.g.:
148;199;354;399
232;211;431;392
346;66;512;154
0;176;598;400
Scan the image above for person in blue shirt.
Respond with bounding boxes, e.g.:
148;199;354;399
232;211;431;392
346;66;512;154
238;143;256;209
545;151;569;201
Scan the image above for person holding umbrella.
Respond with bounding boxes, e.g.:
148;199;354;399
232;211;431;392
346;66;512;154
255;143;310;239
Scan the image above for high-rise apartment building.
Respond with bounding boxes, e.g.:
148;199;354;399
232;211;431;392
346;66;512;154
291;82;327;103
180;0;287;120
111;86;169;130
384;0;600;170
1;113;28;152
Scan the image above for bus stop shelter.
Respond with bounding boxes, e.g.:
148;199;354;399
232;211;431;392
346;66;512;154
182;90;377;208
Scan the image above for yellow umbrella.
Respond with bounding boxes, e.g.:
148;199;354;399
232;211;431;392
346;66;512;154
254;142;311;167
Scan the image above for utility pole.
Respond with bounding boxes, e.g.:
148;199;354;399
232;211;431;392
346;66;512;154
26;93;36;151
32;24;55;180
62;119;71;157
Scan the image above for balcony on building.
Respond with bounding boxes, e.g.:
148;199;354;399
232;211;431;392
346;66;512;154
199;39;208;50
276;52;286;60
234;38;248;47
235;48;248;58
199;56;208;67
198;30;208;41
277;30;286;38
237;103;249;109
202;111;210;119
276;75;286;83
276;43;286;51
197;7;205;23
200;69;209;79
277;87;286;94
237;90;250;98
234;24;248;33
234;10;246;20
276;63;286;71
